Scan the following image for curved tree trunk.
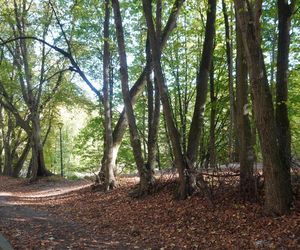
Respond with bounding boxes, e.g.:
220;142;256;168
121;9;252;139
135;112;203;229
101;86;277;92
12;140;31;177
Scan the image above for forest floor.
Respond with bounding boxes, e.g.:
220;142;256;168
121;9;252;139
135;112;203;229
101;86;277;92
0;175;299;249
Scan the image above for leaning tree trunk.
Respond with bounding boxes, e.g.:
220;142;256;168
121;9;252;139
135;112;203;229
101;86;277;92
143;0;189;199
3;113;14;176
236;18;255;201
12;140;31;177
234;0;292;215
3;140;13;176
98;0;186;182
112;0;153;196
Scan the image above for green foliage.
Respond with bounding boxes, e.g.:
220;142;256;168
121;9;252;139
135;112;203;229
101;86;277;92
74;116;103;174
0;0;299;178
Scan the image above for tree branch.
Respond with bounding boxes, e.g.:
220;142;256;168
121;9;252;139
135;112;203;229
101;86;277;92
0;36;102;98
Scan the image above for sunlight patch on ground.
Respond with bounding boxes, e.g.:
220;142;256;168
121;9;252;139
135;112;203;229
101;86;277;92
16;183;91;198
0;192;13;197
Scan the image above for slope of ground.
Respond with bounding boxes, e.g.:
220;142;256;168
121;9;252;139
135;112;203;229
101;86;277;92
0;175;299;249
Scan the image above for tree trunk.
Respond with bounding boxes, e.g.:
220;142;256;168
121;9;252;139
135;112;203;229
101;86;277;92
98;0;186;181
30;113;51;180
222;0;238;162
146;1;161;175
3;113;13;176
143;0;190;199
147;75;160;174
112;0;153;195
0;105;3;175
3;141;13;176
209;60;217;169
12;140;31;177
234;0;292;215
235;16;255;201
103;0;116;190
186;0;216;166
275;0;295;204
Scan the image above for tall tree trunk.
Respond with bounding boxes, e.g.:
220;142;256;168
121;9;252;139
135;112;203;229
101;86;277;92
147;76;161;173
209;60;217;169
142;0;189;199
186;0;216;165
103;0;116;190
234;0;292;215
236;17;255;201
112;0;153;195
222;0;238;162
275;0;295;202
98;0;186;180
147;0;161;173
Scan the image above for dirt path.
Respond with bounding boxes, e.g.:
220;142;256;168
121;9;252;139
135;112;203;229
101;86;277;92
0;180;129;249
1;176;299;249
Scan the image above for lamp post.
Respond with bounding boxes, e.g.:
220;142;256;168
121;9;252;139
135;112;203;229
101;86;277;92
58;122;64;177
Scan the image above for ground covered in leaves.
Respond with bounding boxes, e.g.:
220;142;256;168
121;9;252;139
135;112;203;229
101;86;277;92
0;175;299;249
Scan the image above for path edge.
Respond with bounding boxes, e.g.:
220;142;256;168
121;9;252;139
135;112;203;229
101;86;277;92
0;234;13;250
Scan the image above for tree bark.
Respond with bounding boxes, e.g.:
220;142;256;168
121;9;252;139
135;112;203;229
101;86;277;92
235;16;255;201
3;113;13;176
12;140;30;177
103;0;116;190
143;0;190;199
222;0;238;162
275;0;295;202
186;0;216;166
146;1;162;174
147;75;161;173
98;0;186;181
112;0;153;195
234;0;292;215
30;113;51;180
209;60;217;169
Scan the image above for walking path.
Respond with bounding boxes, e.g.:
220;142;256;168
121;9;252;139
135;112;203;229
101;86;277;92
0;181;128;249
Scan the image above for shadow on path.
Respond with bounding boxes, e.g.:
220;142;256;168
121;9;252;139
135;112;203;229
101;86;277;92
0;181;130;249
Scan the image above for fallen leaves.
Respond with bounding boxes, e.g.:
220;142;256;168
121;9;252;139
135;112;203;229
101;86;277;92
0;176;299;249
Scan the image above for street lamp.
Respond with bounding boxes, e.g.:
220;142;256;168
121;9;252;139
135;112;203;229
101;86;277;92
58;122;64;177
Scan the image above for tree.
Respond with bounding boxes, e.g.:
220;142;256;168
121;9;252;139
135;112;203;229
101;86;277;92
235;14;255;201
112;0;154;195
102;0;116;190
234;0;292;215
275;0;296;196
0;0;69;180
